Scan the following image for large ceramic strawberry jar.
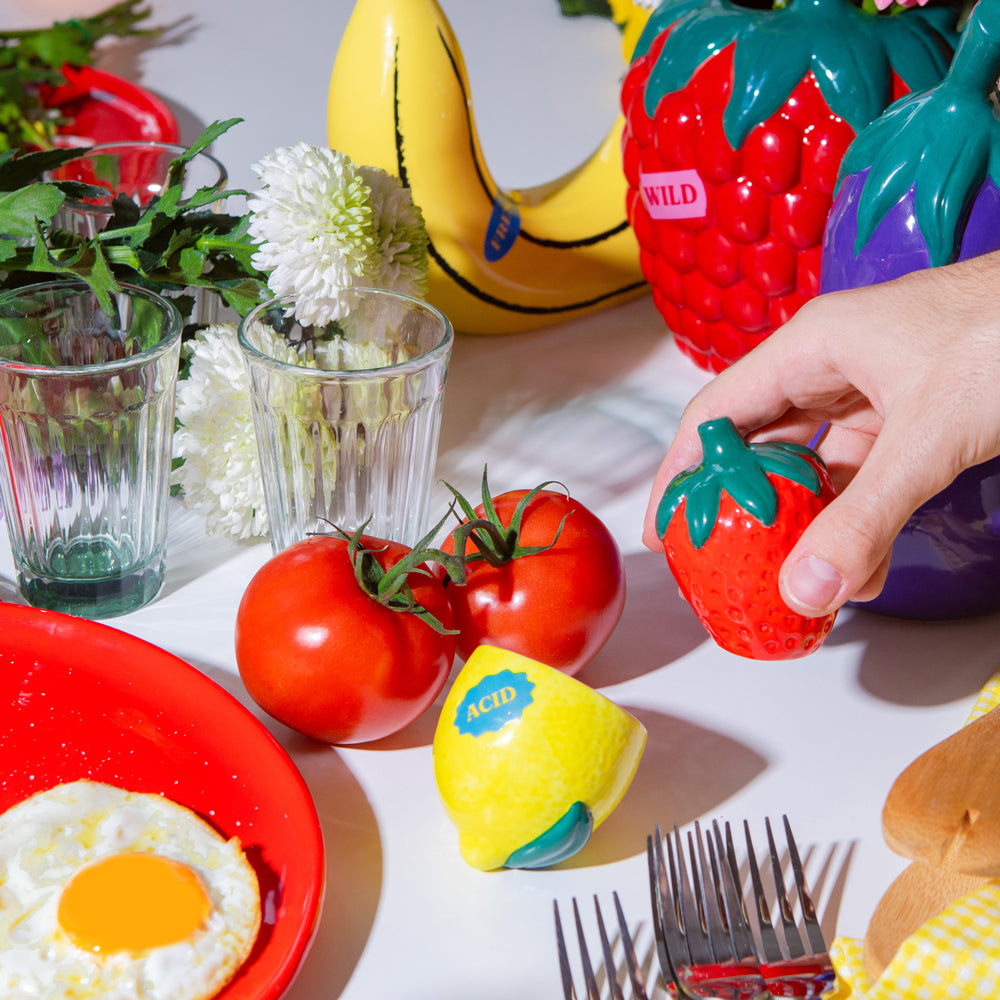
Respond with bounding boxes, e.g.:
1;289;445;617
621;0;958;373
820;0;1000;621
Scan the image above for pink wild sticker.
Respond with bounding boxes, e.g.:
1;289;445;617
640;169;707;220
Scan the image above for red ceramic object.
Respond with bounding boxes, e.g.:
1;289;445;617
43;64;179;145
655;418;838;659
0;602;324;1000
621;0;956;373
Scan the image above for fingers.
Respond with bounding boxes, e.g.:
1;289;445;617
641;310;842;550
777;424;963;615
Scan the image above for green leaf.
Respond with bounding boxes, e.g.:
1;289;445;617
558;0;614;17
0;184;65;236
0;1;161;150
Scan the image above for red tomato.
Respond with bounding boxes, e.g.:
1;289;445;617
234;534;456;745
442;489;625;676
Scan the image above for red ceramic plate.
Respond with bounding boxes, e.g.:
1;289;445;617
44;65;179;145
0;602;324;1000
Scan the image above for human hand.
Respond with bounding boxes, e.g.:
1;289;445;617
643;252;1000;616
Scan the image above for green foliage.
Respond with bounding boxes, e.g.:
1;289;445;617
0;119;268;323
0;1;161;151
557;0;614;17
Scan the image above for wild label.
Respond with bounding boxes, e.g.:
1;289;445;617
639;169;706;220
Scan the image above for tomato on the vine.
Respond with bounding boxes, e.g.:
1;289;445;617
440;474;626;676
234;531;456;745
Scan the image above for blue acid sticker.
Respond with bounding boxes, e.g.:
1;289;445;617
483;194;521;262
455;669;534;736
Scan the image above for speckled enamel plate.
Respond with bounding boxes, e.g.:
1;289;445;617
0;602;324;1000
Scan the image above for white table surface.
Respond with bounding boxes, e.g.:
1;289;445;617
2;1;999;997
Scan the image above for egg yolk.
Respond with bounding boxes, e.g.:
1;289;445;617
57;852;212;953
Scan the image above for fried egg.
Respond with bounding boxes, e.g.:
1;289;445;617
0;780;261;1000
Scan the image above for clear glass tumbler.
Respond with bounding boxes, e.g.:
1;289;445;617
238;289;454;552
44;141;228;326
45;140;228;238
0;280;182;618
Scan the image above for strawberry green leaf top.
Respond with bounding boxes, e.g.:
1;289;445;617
631;0;958;148
836;1;1000;266
655;417;826;548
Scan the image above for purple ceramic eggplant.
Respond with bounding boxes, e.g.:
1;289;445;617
820;2;1000;620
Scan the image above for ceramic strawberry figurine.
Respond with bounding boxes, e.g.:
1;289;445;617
656;417;837;659
819;0;1000;621
621;0;959;373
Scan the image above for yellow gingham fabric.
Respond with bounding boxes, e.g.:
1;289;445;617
830;670;1000;999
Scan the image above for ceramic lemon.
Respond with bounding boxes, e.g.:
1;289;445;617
433;645;646;871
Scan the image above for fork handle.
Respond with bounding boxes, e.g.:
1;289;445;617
761;960;837;998
676;959;769;1000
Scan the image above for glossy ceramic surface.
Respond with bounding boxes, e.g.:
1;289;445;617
44;66;179;145
0;603;324;1000
433;645;646;871
849;458;1000;621
621;0;957;372
821;2;1000;620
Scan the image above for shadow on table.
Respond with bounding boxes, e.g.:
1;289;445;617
806;837;859;949
580;549;708;689
562;706;768;869
192;659;382;1000
437;295;666;463
827;608;1000;707
376;548;708;751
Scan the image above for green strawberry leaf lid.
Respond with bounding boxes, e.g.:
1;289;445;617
632;0;958;148
656;417;826;548
837;1;1000;265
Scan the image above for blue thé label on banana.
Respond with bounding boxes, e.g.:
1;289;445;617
455;669;534;736
484;194;521;262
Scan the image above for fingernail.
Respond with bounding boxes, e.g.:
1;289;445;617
784;555;843;614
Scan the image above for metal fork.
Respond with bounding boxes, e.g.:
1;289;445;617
649;817;836;999
554;894;651;1000
734;816;836;999
648;823;768;999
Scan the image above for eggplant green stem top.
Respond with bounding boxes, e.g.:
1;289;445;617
838;1;1000;265
655;417;824;548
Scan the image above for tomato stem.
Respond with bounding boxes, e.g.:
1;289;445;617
324;517;461;635
440;465;570;571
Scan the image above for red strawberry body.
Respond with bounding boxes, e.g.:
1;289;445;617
621;0;956;373
656;418;837;659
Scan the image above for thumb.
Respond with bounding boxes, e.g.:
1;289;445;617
778;438;958;615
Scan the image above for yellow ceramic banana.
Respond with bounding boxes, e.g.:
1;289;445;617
610;0;654;61
327;0;647;335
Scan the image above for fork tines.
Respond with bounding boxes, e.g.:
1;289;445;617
554;893;649;1000
648;823;768;999
647;816;836;999
744;816;836;998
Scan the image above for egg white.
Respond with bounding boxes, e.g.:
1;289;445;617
0;780;261;1000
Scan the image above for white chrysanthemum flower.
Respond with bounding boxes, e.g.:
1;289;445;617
248;142;374;327
247;143;429;326
172;323;269;540
173;322;356;541
172;322;317;540
359;164;429;299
